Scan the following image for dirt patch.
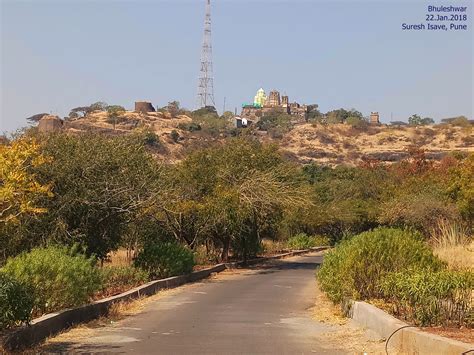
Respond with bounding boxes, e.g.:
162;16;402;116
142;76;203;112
310;282;391;354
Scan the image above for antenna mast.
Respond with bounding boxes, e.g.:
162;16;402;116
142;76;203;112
196;0;215;109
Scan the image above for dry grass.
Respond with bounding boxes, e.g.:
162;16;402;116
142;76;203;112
310;282;347;325
261;239;288;255
434;242;474;270
105;248;133;267
430;220;473;270
310;282;389;354
67;112;474;167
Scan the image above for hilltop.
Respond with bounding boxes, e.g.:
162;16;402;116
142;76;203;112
35;109;473;165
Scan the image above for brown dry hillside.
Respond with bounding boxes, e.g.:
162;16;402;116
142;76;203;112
58;111;474;165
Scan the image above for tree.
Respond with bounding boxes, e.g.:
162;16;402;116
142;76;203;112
221;111;235;120
106;105;126;129
326;108;363;124
167;101;180;117
421;117;435;125
28;132;162;260
192;106;218;119
159;138;309;261
408;114;422;126
89;101;108;112
26;113;48;123
306;104;322;121
69;106;91;118
447;154;474;221
346;116;369;129
0;138;53;262
257;109;292;131
68;111;80;120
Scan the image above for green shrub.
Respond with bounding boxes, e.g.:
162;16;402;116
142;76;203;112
170;130;180;143
134;242;195;279
381;270;473;327
287;233;330;250
100;266;149;297
0;273;34;329
178;122;201;132
231;231;263;261
1;246;102;315
317;228;444;303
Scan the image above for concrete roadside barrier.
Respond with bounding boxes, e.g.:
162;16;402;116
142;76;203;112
349;301;474;354
1;247;327;351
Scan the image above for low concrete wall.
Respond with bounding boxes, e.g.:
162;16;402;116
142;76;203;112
2;248;326;351
350;301;474;354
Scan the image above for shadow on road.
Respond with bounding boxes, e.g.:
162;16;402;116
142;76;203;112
38;342;124;354
247;255;323;275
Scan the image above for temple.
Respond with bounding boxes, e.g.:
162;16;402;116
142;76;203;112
241;88;308;121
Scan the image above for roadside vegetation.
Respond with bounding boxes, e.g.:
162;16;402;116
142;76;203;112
0;127;472;331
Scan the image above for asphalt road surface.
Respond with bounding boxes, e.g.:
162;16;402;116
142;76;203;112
45;253;354;354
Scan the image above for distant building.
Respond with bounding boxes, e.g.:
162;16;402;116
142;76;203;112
135;101;155;113
370;112;380;125
289;102;308;118
241;88;308;121
254;88;267;107
267;90;281;106
235;116;249;128
38;115;64;133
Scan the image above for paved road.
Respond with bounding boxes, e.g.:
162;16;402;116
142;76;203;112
46;253;349;354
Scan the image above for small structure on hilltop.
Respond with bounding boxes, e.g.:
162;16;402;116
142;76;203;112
135;101;155;113
370;112;380;125
235;116;249;128
37;115;64;133
241;88;308;121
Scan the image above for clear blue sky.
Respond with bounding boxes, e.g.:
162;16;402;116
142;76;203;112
1;0;472;132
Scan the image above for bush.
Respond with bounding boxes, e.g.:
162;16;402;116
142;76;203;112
100;266;149;297
381;270;473;327
170;130;180;143
0;273;34;329
1;246;102;315
317;228;444;303
287;233;330;250
134;242;195;279
178;122;201;132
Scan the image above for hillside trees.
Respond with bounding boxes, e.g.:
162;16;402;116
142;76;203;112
26;132;162;260
0;138;53;261
326;108;363;124
408;114;434;126
69;101;109;119
290;164;387;240
157;138;310;261
25;113;48;123
447;154;474;222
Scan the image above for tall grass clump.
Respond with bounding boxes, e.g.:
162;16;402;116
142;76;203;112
100;266;149;297
431;220;473;270
1;245;102;316
381;270;473;327
134;241;195;279
317;227;444;303
0;273;34;329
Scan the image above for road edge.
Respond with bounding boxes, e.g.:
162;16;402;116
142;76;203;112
349;300;474;354
1;246;328;352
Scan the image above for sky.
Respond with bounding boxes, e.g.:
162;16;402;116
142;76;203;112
1;0;473;133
